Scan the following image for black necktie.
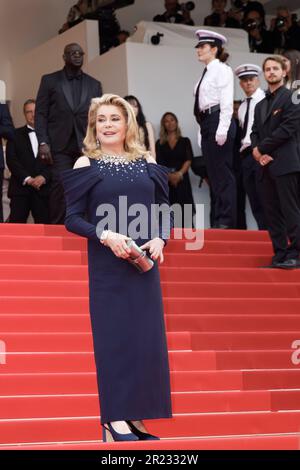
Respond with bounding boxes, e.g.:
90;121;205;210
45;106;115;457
193;67;207;122
241;97;252;139
27;127;35;133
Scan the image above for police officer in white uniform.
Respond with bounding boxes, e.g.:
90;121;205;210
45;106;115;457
194;29;236;229
235;63;267;230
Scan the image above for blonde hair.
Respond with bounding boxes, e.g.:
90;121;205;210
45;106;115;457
159;112;182;145
83;94;149;160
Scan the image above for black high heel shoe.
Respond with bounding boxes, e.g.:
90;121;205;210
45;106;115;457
102;422;139;442
126;421;160;440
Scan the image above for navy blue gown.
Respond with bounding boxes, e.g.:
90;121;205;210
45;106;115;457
61;156;173;424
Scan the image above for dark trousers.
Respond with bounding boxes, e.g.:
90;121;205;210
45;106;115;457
242;152;267;230
9;191;49;224
50;151;81;224
233;146;247;230
0;169;3;223
260;169;300;262
200;112;237;228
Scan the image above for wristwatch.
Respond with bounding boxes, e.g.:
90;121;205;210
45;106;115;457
100;230;110;244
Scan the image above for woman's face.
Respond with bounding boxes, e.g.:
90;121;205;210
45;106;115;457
163;114;178;133
96;104;127;149
282;56;291;76
128;99;139;117
197;43;216;64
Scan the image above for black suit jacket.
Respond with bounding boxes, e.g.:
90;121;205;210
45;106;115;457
0;103;15;170
35;69;102;153
251;86;300;177
6;126;51;198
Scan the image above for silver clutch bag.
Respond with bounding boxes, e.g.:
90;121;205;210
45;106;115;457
126;239;154;273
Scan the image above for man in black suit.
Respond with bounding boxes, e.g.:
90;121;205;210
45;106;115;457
251;55;300;269
6;100;51;223
0;103;14;222
35;43;102;224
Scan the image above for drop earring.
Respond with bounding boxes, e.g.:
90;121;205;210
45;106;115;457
96;138;100;148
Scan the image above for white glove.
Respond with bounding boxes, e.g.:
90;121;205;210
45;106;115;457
216;134;227;146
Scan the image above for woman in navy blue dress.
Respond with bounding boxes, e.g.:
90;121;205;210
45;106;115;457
61;94;172;443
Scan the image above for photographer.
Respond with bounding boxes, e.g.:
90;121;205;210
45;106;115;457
204;0;239;28
243;5;274;53
271;6;300;53
153;0;195;25
59;0;102;33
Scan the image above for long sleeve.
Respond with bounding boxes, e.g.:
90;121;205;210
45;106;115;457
184;138;193;161
0;104;14;141
35;75;50;145
61;166;102;241
257;99;300;155
216;65;234;137
36;156;52;183
147;162;174;244
250;105;260;150
6;138;30;183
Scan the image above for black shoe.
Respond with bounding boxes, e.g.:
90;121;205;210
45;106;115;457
276;259;300;270
102;422;139;442
126;421;160;440
259;263;280;269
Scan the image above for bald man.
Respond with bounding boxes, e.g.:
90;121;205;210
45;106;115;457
35;43;102;224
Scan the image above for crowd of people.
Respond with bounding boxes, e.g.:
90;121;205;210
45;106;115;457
59;1;300;56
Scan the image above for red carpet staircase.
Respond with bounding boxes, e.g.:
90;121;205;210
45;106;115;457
0;224;300;450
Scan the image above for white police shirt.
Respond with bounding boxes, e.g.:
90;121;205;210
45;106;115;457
238;87;265;152
194;58;234;139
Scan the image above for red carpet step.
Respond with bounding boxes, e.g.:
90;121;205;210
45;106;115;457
0;225;300;450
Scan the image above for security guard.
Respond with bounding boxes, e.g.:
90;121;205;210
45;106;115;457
235;63;267;230
194;29;236;229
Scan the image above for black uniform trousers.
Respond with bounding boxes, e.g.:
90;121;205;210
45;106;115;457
241;150;267;230
200;111;237;228
259;168;300;262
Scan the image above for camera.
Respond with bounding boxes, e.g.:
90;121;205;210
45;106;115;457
177;1;195;12
232;0;246;12
275;16;287;29
151;32;164;45
244;18;259;31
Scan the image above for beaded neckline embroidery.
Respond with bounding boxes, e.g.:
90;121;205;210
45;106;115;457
97;154;143;165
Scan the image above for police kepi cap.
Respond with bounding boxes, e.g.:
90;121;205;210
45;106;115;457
235;63;262;79
195;29;227;49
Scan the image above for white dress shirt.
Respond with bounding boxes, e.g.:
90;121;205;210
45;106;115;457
27;125;38;158
238;87;265;152
194;58;234;138
23;125;39;185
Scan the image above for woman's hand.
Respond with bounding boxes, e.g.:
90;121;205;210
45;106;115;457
140;238;165;264
169;172;182;187
102;231;131;259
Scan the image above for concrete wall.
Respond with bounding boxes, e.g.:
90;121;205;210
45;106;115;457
0;0;75;100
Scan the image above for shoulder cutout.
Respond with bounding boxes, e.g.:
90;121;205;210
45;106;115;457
73;156;91;169
145;155;157;164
